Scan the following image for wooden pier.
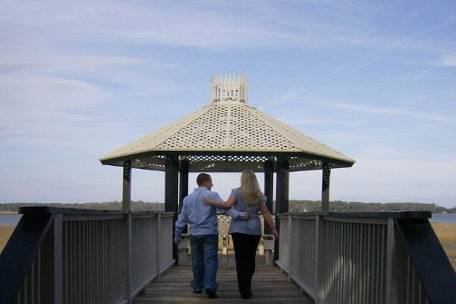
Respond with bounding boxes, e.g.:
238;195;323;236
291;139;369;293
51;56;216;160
1;207;455;303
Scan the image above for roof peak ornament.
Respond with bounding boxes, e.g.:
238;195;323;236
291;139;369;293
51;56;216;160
211;74;247;103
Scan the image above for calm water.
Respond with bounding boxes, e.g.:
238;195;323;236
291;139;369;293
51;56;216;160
0;214;21;226
430;213;456;223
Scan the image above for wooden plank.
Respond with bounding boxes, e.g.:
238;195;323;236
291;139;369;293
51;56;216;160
135;266;313;303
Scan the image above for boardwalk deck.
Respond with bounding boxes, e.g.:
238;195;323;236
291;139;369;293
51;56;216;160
134;266;314;303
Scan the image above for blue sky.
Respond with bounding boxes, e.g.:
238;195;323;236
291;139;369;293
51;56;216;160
0;1;455;207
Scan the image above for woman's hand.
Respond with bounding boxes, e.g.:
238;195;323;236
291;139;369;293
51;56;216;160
272;228;279;239
202;196;218;206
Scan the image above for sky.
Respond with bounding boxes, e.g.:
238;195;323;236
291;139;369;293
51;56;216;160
0;1;455;207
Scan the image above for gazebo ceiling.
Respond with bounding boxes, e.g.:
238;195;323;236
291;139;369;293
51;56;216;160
99;74;355;172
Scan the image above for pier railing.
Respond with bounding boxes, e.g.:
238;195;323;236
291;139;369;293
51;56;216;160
0;207;174;304
276;212;456;304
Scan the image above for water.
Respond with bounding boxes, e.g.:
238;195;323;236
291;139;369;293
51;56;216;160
430;214;456;224
0;214;21;226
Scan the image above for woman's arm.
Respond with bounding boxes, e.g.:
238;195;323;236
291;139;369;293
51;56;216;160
259;203;279;238
203;195;236;209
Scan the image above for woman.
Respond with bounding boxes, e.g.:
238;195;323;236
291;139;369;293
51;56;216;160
203;170;278;299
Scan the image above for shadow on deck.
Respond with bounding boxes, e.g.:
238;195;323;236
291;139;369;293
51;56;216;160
135;266;314;303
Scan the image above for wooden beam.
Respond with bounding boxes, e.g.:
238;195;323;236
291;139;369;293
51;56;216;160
122;161;132;211
321;161;331;212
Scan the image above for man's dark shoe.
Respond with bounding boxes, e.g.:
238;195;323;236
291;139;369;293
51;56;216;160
205;289;218;299
193;289;202;294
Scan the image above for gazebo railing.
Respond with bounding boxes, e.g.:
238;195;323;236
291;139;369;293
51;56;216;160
276;212;456;304
0;207;174;304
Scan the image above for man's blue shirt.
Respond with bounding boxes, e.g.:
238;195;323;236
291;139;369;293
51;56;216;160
175;187;244;241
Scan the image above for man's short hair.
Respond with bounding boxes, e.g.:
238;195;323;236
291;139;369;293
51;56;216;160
196;173;211;186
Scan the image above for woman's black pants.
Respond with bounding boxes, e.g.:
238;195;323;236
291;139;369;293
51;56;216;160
231;233;261;298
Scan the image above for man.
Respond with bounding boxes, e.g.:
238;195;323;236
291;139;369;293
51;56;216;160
175;173;249;299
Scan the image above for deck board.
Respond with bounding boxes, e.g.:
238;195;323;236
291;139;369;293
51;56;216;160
134;266;314;303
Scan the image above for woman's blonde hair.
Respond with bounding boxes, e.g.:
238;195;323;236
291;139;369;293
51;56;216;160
239;170;264;206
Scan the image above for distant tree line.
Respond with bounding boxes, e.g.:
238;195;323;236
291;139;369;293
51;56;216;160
288;200;455;213
0;201;164;212
1;200;454;213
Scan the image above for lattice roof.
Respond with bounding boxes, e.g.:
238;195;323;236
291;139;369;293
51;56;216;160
100;74;355;172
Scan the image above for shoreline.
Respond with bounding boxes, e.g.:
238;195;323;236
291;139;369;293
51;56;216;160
0;211;18;215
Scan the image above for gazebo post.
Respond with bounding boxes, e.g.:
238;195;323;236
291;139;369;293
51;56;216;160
165;155;179;263
122;161;132;211
179;159;189;234
122;161;132;302
321;161;331;212
274;157;289;261
264;159;274;234
275;158;289;213
179;160;189;212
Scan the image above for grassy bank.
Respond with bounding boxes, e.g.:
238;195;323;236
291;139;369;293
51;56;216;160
431;222;456;270
0;225;14;253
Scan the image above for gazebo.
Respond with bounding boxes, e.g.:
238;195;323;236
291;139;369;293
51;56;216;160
99;74;355;261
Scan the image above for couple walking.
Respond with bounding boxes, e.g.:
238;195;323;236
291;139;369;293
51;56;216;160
174;170;279;300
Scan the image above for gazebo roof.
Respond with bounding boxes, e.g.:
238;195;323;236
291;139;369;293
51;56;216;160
100;75;355;172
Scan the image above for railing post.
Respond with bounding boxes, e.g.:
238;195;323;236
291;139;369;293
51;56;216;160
155;213;161;282
385;218;396;304
287;215;293;280
126;212;132;304
53;214;63;304
314;214;325;303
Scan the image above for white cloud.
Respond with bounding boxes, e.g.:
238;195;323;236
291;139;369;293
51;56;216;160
0;74;107;109
325;102;454;123
437;53;456;67
0;0;417;50
0;54;151;72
